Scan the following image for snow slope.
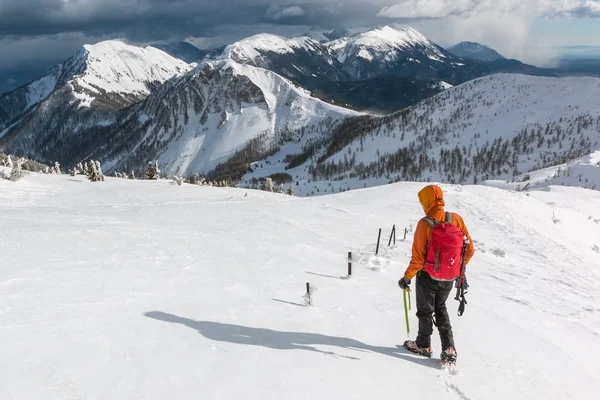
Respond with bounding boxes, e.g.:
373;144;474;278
0;170;598;399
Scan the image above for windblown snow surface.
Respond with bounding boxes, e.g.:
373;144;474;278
0;169;598;399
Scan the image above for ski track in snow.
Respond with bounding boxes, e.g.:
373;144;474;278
0;169;598;399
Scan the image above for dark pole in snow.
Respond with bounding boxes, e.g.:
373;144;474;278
388;225;396;247
404;228;408;240
348;252;352;277
376;228;382;255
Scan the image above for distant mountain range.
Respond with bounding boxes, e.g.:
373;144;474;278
1;26;599;193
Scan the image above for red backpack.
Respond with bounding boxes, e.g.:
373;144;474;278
422;212;466;281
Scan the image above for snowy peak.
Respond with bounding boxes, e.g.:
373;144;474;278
1;39;192;128
220;33;346;90
447;41;505;62
222;34;321;62
345;26;430;48
323;26;479;82
328;26;446;64
70;40;192;108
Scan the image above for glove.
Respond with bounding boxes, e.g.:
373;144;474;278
398;277;411;290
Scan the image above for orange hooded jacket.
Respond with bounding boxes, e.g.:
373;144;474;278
404;185;475;281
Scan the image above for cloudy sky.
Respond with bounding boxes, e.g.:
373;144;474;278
1;0;600;73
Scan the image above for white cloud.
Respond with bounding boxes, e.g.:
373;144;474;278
548;0;600;18
266;5;306;20
377;0;600;20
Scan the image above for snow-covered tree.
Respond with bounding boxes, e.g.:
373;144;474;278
287;184;294;196
146;161;160;180
264;177;274;192
78;162;88;176
129;170;136;180
87;160;104;182
95;161;104;181
51;161;61;175
2;158;26;181
278;183;284;194
6;155;13;168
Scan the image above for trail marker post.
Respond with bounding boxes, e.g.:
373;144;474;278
388;225;396;247
376;228;382;255
305;282;312;306
347;252;352;277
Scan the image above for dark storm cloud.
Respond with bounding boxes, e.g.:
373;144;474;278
0;0;396;40
2;1;600;41
1;1;600;75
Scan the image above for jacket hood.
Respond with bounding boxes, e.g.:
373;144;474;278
418;185;445;216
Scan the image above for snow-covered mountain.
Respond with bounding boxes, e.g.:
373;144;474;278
95;59;357;178
242;73;600;196
0;40;192;163
59;40;192;108
2;52;357;177
221;34;348;89
1;40;190;125
215;27;484;111
447;41;505;62
327;27;485;83
220;27;485;86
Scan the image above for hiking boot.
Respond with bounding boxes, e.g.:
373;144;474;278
441;347;457;364
403;340;433;358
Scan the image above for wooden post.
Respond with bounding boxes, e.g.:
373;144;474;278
388;225;396;247
404;228;408;240
348;252;352;277
376;228;382;255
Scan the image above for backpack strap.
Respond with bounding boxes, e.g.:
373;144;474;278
445;212;453;224
421;217;437;228
422;213;452;227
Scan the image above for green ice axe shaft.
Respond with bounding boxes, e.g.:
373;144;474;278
403;288;411;335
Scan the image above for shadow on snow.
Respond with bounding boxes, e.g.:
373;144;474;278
144;311;439;368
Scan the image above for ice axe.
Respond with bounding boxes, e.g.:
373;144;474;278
403;288;411;335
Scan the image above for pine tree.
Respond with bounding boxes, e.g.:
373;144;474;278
87;160;104;182
278;183;284;194
265;177;274;192
7;158;25;181
287;184;294;196
52;162;61;175
95;161;104;181
146;161;160;180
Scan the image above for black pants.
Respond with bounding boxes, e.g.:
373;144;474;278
415;271;455;350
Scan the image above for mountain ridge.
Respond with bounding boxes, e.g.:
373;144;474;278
447;41;505;62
